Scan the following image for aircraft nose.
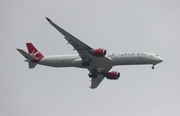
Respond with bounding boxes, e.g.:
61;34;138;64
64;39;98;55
158;56;163;63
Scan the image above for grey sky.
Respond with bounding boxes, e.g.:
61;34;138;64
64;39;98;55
1;0;180;116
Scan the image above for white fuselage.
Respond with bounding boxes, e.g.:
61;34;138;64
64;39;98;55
37;52;163;68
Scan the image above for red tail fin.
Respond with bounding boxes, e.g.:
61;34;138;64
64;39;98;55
26;43;44;59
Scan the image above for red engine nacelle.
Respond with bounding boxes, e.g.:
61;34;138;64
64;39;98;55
106;71;120;80
91;48;107;57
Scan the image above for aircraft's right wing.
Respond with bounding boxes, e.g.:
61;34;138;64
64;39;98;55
90;74;105;89
89;66;112;89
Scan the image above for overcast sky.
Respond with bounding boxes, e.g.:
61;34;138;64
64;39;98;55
1;0;180;116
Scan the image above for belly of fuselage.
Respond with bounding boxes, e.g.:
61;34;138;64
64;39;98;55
38;55;80;67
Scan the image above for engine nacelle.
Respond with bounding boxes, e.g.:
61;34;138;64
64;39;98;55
106;71;120;80
91;48;107;57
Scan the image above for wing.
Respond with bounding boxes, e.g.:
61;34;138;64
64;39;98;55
46;17;112;65
90;74;105;89
46;17;93;61
89;67;112;89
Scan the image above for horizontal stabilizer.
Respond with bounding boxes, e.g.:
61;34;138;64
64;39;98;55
28;62;37;69
17;49;37;68
16;49;36;60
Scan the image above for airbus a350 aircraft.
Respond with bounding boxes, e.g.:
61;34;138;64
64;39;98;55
17;17;163;89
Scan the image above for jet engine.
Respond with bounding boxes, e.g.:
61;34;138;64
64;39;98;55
91;48;107;57
106;71;120;80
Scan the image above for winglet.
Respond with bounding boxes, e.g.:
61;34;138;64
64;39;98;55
45;17;51;21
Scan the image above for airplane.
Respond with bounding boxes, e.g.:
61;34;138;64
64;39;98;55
17;17;163;89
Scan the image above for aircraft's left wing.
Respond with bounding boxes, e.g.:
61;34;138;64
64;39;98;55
46;17;93;61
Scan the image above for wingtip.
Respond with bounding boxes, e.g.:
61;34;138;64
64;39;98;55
89;86;95;89
45;17;51;21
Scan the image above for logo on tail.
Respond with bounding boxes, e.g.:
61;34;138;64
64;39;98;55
26;43;44;61
30;50;40;58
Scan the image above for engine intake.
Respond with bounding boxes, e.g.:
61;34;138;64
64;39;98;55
106;71;120;80
91;48;107;57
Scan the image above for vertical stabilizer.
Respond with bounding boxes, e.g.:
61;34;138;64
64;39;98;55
17;43;44;69
26;43;44;59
